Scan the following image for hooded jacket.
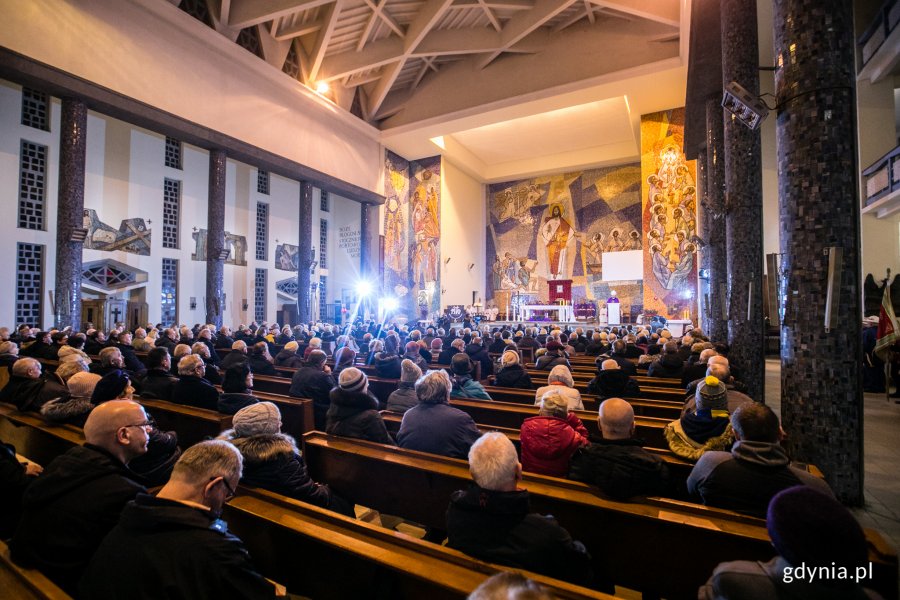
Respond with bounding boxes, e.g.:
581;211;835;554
647;353;684;378
687;440;835;517
494;364;533;390
534;351;569;371
449;375;492;400
586;370;641;400
569;437;669;500
273;350;304;368
386;382;418;413
11;444;146;594
664;417;734;462
465;344;494;377
79;494;276;600
520;414;589;477
446;485;593;587
325;388;394;445
436;346;460;366
373;352;402;379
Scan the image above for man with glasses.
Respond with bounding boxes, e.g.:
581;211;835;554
10;400;149;595
171;354;220;410
81;440;279;599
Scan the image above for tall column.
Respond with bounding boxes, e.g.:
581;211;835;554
705;98;729;344
54;98;87;330
696;147;710;333
774;0;862;504
721;0;765;401
359;202;372;282
297;182;314;324
205;149;226;327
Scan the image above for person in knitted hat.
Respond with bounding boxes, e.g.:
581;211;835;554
494;350;532;390
373;334;402;379
687;403;833;517
699;486;876;600
274;338;305;367
664;376;735;462
520;391;589;478
41;372;103;426
534;365;583;410
535;340;570;371
325;368;394;445
332;346;357;378
449;353;492;400
402;340;429;371
386;359;422;413
217;402;352;516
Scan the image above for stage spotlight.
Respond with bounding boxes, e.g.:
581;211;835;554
382;297;399;311
721;81;769;130
356;281;372;297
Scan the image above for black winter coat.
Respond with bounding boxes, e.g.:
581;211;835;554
436;347;460;365
115;343;146;374
136;369;178;400
248;355;278;376
325;388;394;445
586;370;641;400
0;439;33;539
79;494;275;599
218;392;259;414
446;485;594;587
373;352;402;379
219;351;250;371
171;376;220;411
274;350;304;368
10;444;146;594
494;364;533;389
289;366;336;430
0;375;70;412
569;437;669;500
465;345;494;377
647;354;684;379
534;352;569;371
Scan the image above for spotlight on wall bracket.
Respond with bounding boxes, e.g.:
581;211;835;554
69;228;89;243
721;81;769;130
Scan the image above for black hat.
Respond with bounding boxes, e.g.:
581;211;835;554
91;370;130;404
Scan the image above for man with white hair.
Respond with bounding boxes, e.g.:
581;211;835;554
586;359;640;400
11;401;149;593
681;348;718;387
569;398;669;499
446;432;594;586
0;357;70;411
80;440;278;599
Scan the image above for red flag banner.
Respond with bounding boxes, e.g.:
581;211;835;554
875;284;899;359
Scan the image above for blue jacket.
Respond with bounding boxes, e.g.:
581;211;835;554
449;376;492;400
396;402;481;459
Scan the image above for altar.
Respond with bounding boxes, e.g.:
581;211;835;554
666;319;693;337
521;304;574;322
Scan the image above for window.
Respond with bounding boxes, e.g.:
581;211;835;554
283;42;300;79
18;140;47;230
161;258;178;327
16;243;44;326
255;202;269;261
236;26;263;59
320;190;329;212
162;178;181;249
165;137;182;170
255;268;267;323
21;88;50;131
319;276;328;321
319;219;328;269
257;169;270;195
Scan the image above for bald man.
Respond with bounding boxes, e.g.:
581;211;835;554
11;400;149;594
568;398;669;500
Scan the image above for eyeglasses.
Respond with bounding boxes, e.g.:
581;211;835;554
124;421;152;430
212;476;236;500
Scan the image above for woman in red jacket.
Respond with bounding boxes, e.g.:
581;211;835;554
520;391;589;477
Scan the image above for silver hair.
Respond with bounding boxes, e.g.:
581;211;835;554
468;432;517;491
173;344;192;358
231;340;247;352
171;439;243;485
178;354;205;376
706;362;731;380
415;369;452;404
99;346;123;367
191;342;210;358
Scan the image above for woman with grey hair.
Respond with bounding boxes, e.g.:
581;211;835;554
533;365;583;411
520;392;589;477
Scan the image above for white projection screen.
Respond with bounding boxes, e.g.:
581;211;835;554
602;250;643;281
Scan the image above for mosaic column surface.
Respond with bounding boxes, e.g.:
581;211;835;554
297;182;313;324
205;149;226;328
721;0;765;402
705;98;729;344
775;0;862;504
697;147;710;334
55;98;87;331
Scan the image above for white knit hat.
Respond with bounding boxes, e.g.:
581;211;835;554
233;402;282;437
339;367;368;393
67;372;102;399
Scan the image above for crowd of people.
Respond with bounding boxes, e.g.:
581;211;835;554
0;317;881;598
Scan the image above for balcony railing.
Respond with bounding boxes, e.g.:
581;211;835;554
859;0;900;68
862;143;900;216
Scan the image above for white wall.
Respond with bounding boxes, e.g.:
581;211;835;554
440;157;486;308
0;0;381;192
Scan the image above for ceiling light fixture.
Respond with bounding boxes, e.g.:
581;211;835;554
315;81;330;94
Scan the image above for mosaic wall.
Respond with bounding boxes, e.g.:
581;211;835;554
486;166;643;310
83;209;152;256
275;242;299;271
640;108;698;319
190;228;248;266
383;151;442;318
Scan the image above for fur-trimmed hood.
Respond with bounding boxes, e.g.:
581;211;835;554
41;397;94;424
219;432;299;465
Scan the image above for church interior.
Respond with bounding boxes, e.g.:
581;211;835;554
1;0;900;597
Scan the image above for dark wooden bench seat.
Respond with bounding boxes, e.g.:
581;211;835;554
224;486;618;600
481;386;683;419
301;432;898;600
0;540;72;600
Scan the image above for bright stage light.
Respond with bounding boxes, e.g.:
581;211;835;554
356;281;372;297
382;297;399;311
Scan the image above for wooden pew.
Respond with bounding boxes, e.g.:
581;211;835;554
301;432;898;600
481;386;683;420
0;540;72;600
224;486;618;600
0;404;83;465
136;398;232;447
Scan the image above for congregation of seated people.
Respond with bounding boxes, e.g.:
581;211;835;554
0;319;884;599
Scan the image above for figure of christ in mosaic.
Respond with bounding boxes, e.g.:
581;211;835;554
540;203;576;279
411;186;439;286
646;143;697;291
383;196;404;272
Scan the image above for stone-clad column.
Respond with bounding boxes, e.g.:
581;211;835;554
205;149;226;327
721;0;765;402
359;202;372;282
54;98;87;330
705;98;729;344
297;182;314;324
697;147;710;333
774;0;862;504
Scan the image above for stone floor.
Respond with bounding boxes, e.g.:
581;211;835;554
764;358;900;553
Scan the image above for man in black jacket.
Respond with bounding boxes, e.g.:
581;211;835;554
569;398;668;499
586;359;640;400
0;357;70;412
114;332;147;375
447;432;594;587
465;336;494;377
11;401;149;594
137;347;179;400
289;350;336;430
80;440;277;599
171;355;220;411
